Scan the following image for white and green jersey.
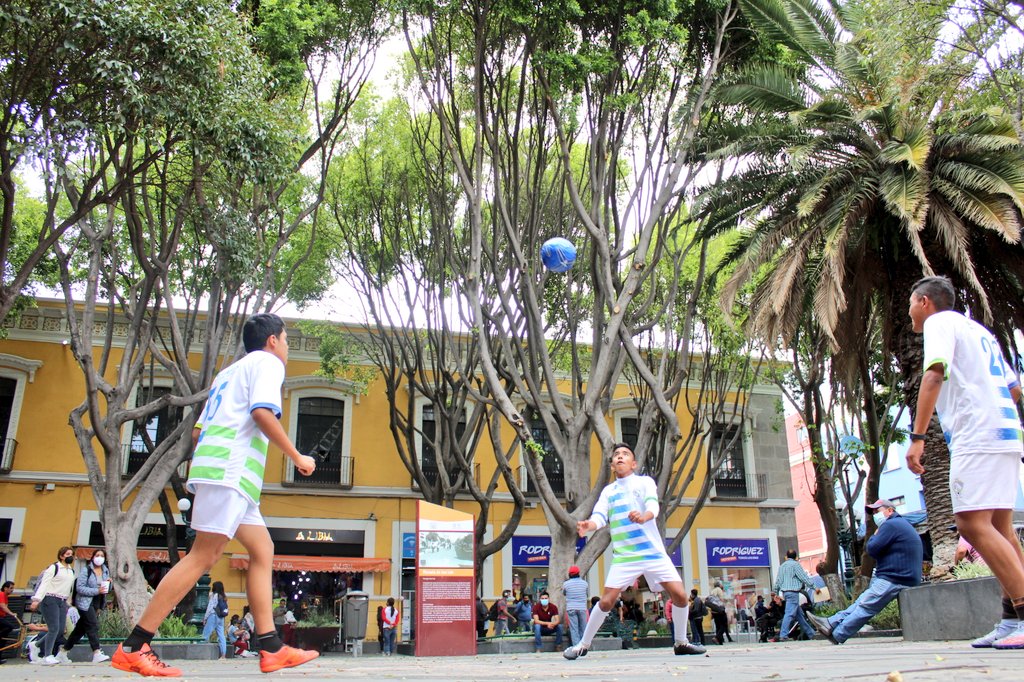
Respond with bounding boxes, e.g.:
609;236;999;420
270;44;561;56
186;350;285;505
923;310;1023;456
588;473;666;564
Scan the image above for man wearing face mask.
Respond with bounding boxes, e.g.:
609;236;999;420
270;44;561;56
808;499;922;644
29;546;77;665
531;591;564;652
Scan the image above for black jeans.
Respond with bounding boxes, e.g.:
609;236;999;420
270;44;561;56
39;596;68;658
712;611;730;643
64;605;100;651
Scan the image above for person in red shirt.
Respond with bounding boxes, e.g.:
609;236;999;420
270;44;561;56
531;591;563;653
1;581;21;664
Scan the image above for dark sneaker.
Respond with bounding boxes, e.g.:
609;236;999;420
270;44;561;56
808;613;839;645
674;641;706;655
562;643;588;660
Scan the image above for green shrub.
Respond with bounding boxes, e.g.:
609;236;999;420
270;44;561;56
868;599;901;630
99;608;132;639
952;562;993;580
159;615;200;639
294;610;339;628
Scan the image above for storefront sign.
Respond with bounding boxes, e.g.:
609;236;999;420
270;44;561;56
512;536;586;567
665;539;682;567
403;532;416;559
268;527;350;543
415;501;476;657
705;538;771;567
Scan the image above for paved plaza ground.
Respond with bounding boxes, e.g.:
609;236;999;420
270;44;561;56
2;638;1024;681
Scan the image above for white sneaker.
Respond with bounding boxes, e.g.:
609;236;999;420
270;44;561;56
56;649;72;664
28;639;40;663
993;620;1024;649
41;655;60;665
562;643;589;660
92;649;110;663
972;620;1018;648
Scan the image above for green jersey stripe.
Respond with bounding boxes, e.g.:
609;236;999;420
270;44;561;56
249;437;269;455
239;477;261;503
189;465;226;481
204;425;237;439
245;458;265;478
195;444;231;460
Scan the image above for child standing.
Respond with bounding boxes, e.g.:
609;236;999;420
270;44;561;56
112;314;320;677
563;443;706;660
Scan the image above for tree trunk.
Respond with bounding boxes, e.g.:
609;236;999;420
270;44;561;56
105;517;154;623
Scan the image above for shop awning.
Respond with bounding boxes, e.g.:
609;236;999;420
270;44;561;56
74;547;184;563
229;554;391;573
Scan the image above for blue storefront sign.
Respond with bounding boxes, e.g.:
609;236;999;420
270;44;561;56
665;539;683;567
402;532;416;559
705;538;770;567
512;536;586;566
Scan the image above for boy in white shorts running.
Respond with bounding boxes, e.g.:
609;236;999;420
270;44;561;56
112;314;320;677
907;276;1024;649
563;443;706;660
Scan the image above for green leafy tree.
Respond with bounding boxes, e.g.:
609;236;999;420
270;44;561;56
700;0;1024;570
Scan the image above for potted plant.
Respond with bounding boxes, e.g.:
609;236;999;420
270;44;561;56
292;610;340;652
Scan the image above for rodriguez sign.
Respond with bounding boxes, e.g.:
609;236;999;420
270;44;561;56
705;538;771;567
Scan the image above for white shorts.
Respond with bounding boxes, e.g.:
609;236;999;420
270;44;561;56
190;483;265;538
604;555;682;592
949;451;1022;513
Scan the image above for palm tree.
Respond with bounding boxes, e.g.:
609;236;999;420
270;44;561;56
699;0;1024;570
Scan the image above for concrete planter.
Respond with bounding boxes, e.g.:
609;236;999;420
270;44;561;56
899;576;1002;641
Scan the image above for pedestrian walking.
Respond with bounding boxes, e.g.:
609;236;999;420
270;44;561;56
56;548;111;663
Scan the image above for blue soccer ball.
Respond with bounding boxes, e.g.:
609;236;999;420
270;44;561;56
540;237;577;273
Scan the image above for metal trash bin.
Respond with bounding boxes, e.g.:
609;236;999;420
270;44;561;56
342;591;370;655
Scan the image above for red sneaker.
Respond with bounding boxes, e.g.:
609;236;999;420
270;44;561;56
259;645;320;673
111;643;183;677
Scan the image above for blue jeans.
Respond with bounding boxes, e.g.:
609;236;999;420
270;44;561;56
203;615;226;657
533;623;563;649
382;627;397;654
828;577;905;643
566;609;587;646
778;591;813;640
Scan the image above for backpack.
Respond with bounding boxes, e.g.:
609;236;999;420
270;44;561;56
705;594;725;614
487;599;500;622
215;594;229;618
692;596;707;618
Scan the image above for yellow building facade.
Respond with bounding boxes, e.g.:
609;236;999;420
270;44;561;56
0;302;798;640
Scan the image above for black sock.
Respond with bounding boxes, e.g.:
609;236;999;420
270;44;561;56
1012;597;1024;622
123;625;155;653
258;631;283;653
1002;597;1016;620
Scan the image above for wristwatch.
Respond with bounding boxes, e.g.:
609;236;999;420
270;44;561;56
909;432;926;442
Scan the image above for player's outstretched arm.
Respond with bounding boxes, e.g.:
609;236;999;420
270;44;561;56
252;407;316;475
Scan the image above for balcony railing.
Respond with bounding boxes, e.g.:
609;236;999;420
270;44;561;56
122;444;190;479
412;462;480;492
0;438;17;474
289;454;354;489
519;464;565;497
711;473;768;501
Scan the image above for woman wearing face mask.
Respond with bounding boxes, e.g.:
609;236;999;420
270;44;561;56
29;546;77;665
56;548;111;664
